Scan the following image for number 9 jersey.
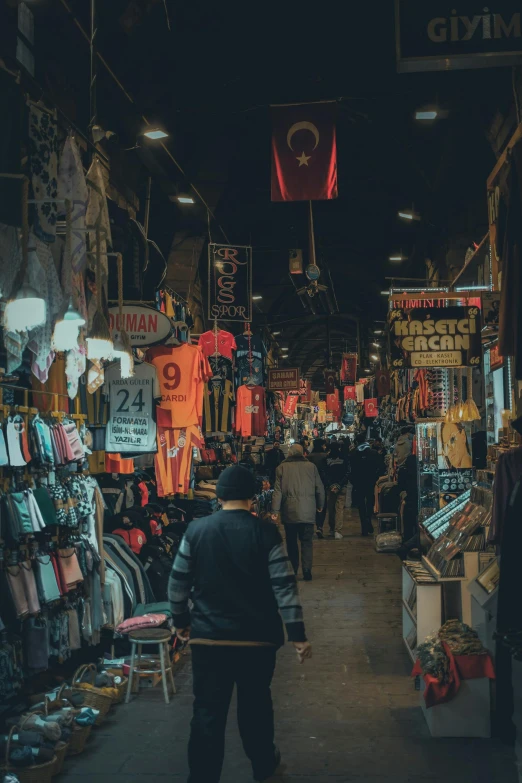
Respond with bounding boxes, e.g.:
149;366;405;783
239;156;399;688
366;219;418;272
104;361;161;454
145;344;212;429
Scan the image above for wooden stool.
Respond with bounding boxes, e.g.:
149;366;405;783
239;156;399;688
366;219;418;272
125;628;176;705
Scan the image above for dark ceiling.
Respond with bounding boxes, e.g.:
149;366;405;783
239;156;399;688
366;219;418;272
23;0;517;382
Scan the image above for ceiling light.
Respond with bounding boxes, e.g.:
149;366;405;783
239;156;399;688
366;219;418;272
374;330;383;335
52;300;86;351
253;295;263;300
371;354;379;361
381;290;391;295
4;282;46;332
86;310;114;361
389;254;407;262
143;128;169;140
372;342;381;348
177;195;195;204
364;368;371;373
272;331;281;336
415;110;438;121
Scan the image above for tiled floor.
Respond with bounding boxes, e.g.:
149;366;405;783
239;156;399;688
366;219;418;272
62;511;517;781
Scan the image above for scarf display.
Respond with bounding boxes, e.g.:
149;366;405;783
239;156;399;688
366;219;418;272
28;101;60;243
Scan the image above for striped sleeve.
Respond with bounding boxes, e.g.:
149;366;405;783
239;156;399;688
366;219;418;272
268;540;307;643
168;536;193;629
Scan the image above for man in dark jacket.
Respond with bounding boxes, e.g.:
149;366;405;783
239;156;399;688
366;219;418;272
264;442;285;485
324;442;350;539
169;465;311;783
350;432;383;536
307;439;328;538
271;443;325;580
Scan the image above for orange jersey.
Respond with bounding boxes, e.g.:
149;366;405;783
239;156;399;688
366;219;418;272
146;344;211;429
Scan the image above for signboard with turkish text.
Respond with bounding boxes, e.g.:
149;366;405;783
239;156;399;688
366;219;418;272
395;1;522;73
208;243;252;322
108;305;172;346
390;306;482;368
268;368;300;391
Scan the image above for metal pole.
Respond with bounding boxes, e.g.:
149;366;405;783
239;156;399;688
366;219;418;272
308;200;317;267
144;177;152;238
89;0;97;134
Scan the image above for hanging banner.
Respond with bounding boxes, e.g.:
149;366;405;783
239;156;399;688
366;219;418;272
109;304;172;346
271;101;338;202
268;367;300;391
390;306;482;368
208;243;252;322
395;1;522;73
344;386;356;401
324;368;336;394
376;369;391;397
340;353;357;385
364;398;379;418
283;394;299;417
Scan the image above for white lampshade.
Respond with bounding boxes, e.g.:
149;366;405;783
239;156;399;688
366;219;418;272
53;320;80;352
86;336;114;361
4;284;46;332
112;335;134;378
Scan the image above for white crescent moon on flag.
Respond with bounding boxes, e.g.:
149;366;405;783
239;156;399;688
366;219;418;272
287;122;320;151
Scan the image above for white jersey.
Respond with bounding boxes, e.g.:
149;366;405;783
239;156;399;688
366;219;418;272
104;361;160;454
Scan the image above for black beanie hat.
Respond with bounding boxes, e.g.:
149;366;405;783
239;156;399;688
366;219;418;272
216;465;257;501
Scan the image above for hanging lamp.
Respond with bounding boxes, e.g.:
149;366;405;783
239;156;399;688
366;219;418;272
86;227;113;360
52;300;86;352
463;367;481;421
4;180;47;332
111;252;134;378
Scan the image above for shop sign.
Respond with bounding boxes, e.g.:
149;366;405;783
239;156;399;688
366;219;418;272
268;367;300;391
208;243;252;322
108;305;172;346
489;342;504;371
390;306;482;368
395;1;522;73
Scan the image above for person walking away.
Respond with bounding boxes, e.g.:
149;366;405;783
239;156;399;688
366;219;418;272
307;438;328;538
264;442;284;485
271;443;324;581
350;432;383;536
324;442;350;539
169;465;312;783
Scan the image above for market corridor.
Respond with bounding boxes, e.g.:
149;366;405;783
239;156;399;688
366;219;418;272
63;511;517;783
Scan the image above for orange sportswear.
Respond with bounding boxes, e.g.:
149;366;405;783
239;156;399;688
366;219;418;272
145;344;211;429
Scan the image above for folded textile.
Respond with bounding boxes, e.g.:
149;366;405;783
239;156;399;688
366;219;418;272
116;613;168;635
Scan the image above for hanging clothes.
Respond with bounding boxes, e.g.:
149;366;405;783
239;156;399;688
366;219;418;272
235;333;266;386
27;101;60;243
235;386;267;437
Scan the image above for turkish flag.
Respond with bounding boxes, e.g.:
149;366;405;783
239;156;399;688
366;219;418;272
364;398;378;418
271;102;338;202
324;369;336;395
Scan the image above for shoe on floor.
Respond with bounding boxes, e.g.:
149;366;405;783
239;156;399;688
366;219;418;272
253;747;282;781
334;532;343;540
316;529;324;539
303;570;313;581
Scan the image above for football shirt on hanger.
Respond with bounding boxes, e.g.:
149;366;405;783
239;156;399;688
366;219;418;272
145;344;211;429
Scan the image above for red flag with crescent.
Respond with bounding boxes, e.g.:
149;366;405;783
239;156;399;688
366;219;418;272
271;102;338;202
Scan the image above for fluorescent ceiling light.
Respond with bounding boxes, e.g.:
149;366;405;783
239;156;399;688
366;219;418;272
381;290;391;295
371;354;379;361
374;329;383;335
253;295;262;300
372;342;381;348
415;111;438;121
272;331;281;336
177;195;195;204
143;128;169;139
389;255;406;262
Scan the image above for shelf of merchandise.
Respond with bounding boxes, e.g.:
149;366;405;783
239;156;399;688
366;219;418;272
422;552;482;626
402;563;442;663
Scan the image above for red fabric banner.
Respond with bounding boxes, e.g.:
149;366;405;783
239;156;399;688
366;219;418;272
412;641;495;709
340;353;357;385
324;369;336;395
283;394;299;417
344;386;356;401
271;102;338;202
364;398;378;418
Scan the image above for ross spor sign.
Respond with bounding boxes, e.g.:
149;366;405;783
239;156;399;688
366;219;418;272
396;1;522;72
208;243;252;322
109;305;172;346
390;306;482;368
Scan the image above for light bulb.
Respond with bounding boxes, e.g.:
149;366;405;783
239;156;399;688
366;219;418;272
4;285;46;332
52;320;80;352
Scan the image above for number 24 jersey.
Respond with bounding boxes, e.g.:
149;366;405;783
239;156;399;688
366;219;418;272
145;344;211;429
104;361;161;454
